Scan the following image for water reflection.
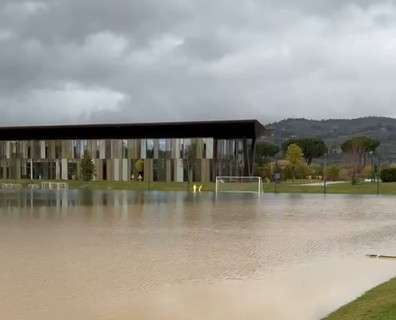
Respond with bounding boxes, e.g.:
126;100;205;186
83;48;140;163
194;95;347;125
1;190;396;319
0;189;262;225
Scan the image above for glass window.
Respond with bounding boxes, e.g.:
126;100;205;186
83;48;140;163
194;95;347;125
146;139;154;158
159;139;167;159
122;139;128;158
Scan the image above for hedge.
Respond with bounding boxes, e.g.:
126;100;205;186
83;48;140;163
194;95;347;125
380;168;396;182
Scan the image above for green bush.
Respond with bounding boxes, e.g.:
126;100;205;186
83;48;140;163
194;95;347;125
326;165;340;181
256;164;272;180
311;165;323;178
80;150;95;181
283;162;311;180
381;168;396;182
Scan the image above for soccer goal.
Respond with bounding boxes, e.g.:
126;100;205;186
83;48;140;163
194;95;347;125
215;176;262;195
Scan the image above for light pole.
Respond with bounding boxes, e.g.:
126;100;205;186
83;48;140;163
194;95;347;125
323;152;328;195
369;151;375;182
30;158;33;180
370;151;380;195
376;155;380;195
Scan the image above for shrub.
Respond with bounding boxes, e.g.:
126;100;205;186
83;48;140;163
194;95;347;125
310;165;323;179
256;164;272;180
134;160;144;175
283;162;311;180
361;165;374;179
380;168;396;182
80;150;95;181
339;168;351;181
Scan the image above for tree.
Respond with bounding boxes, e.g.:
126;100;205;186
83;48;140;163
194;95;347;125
80;150;95;181
134;160;144;175
184;141;198;184
256;142;280;165
341;136;380;183
326;165;340;181
381;168;396;182
282;138;327;165
285;144;304;180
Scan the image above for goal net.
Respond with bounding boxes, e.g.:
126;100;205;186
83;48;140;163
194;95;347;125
215;176;262;194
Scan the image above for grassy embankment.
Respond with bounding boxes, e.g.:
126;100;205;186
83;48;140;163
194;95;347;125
2;179;396;194
323;277;396;320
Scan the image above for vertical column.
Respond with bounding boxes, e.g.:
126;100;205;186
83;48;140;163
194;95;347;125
243;138;250;176
174;159;184;182
114;159;120;181
100;140;106;159
5;142;10;159
200;159;210;183
153;140;159;159
61;159;68;180
15;159;21;179
144;159;153;182
106;159;113;181
140;140;146;159
122;159;128;181
94;159;102;180
166;160;172;182
250;138;256;176
55;160;60;180
40;141;46;159
30;159;33;180
212;139;218;181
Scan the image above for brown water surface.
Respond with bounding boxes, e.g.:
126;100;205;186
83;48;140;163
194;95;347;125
1;190;396;319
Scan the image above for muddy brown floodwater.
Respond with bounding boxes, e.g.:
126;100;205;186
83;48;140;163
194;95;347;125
1;190;396;319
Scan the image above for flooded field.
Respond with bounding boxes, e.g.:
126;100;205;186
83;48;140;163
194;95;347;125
1;190;396;319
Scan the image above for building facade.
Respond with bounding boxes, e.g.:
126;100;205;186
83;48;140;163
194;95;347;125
0;120;266;182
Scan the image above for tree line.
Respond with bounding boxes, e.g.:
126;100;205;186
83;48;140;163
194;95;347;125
255;136;388;183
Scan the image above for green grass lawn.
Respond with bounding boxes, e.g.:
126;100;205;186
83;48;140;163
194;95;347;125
261;181;393;195
2;179;396;194
323;277;396;320
0;179;215;192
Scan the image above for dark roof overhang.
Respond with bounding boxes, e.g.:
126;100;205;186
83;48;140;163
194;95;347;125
0;120;268;141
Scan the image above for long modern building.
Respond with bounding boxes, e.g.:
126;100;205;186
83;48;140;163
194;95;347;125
0;120;267;182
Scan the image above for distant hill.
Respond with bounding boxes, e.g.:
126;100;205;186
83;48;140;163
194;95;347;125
266;117;396;163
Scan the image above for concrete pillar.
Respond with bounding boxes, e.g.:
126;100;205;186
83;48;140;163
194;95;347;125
153;140;159;159
174;159;184;182
201;159;210;183
122;159;128;181
40;141;46;159
206;138;214;159
15;159;21;179
173;139;180;159
140;140;146;159
55;160;60;180
114;159;120;181
30;159;33;180
94;159;102;180
144;159;153;182
106;159;113;181
5;142;10;159
99;141;106;159
166;160;172;182
61;159;68;180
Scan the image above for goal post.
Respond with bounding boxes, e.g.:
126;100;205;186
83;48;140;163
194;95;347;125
215;176;262;195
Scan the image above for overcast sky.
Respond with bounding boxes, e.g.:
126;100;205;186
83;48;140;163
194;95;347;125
1;0;396;125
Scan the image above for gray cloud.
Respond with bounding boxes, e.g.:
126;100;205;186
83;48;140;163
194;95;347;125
1;0;396;125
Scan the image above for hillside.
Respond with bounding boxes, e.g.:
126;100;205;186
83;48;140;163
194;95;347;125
266;117;396;163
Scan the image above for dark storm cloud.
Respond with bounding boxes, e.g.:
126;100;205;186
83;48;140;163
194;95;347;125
1;0;396;125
